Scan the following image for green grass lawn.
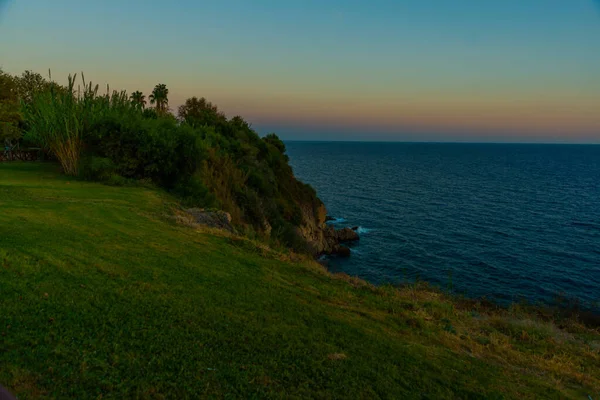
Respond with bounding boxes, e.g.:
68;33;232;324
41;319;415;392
1;163;599;399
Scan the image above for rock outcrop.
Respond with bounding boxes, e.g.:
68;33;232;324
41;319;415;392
297;202;359;257
185;208;234;232
336;227;360;242
179;202;356;257
335;246;351;258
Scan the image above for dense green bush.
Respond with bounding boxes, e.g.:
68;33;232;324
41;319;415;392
80;156;116;181
85;113;206;188
172;174;217;208
0;69;22;145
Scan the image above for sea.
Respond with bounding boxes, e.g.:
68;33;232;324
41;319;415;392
286;142;600;308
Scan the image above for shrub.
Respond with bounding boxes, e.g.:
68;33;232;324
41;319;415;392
247;171;272;196
172;174;216;208
22;75;84;175
264;133;286;154
86;114;207;187
274;221;308;253
22;74;132;175
0;69;22;146
80;156;116;181
106;174;129;187
235;187;266;228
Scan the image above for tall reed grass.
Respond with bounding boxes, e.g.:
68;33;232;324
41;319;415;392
22;73;131;175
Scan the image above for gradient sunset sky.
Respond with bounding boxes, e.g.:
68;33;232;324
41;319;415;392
1;0;599;142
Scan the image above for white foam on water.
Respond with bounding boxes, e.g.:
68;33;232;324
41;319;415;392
357;227;372;234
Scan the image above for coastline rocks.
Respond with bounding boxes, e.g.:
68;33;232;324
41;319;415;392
336;227;360;242
185;208;234;232
334;245;351;258
296;203;360;257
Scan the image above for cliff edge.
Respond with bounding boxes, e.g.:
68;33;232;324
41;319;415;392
298;201;359;257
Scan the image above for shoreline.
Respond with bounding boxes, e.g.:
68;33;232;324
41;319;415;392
325;266;600;328
318;216;600;326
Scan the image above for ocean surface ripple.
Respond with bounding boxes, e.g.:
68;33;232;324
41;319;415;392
286;142;600;308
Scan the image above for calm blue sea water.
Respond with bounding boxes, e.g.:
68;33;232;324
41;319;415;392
286;142;600;308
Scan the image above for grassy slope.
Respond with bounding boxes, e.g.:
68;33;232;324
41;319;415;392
0;163;598;399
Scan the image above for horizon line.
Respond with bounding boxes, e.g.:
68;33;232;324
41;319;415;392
282;139;600;146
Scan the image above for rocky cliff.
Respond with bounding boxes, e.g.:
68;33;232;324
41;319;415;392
297;201;359;257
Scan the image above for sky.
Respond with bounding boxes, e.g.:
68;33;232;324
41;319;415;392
1;0;599;143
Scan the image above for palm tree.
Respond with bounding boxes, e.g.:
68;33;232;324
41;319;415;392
130;91;146;110
149;84;168;114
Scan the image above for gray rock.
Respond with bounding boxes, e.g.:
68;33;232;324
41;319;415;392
185;208;234;232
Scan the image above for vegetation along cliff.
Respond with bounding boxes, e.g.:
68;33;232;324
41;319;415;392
0;68;354;255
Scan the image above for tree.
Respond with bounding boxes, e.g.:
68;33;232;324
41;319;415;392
0;69;22;146
177;96;225;128
230;115;251;131
12;69;68;104
15;70;48;105
149;84;169;114
130;91;146;110
264;133;286;154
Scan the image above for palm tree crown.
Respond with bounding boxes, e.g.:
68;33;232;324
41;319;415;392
149;84;169;114
130;91;146;110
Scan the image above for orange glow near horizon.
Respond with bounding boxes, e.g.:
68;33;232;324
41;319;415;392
203;92;600;138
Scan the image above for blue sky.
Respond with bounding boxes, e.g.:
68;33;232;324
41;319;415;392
1;0;599;142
